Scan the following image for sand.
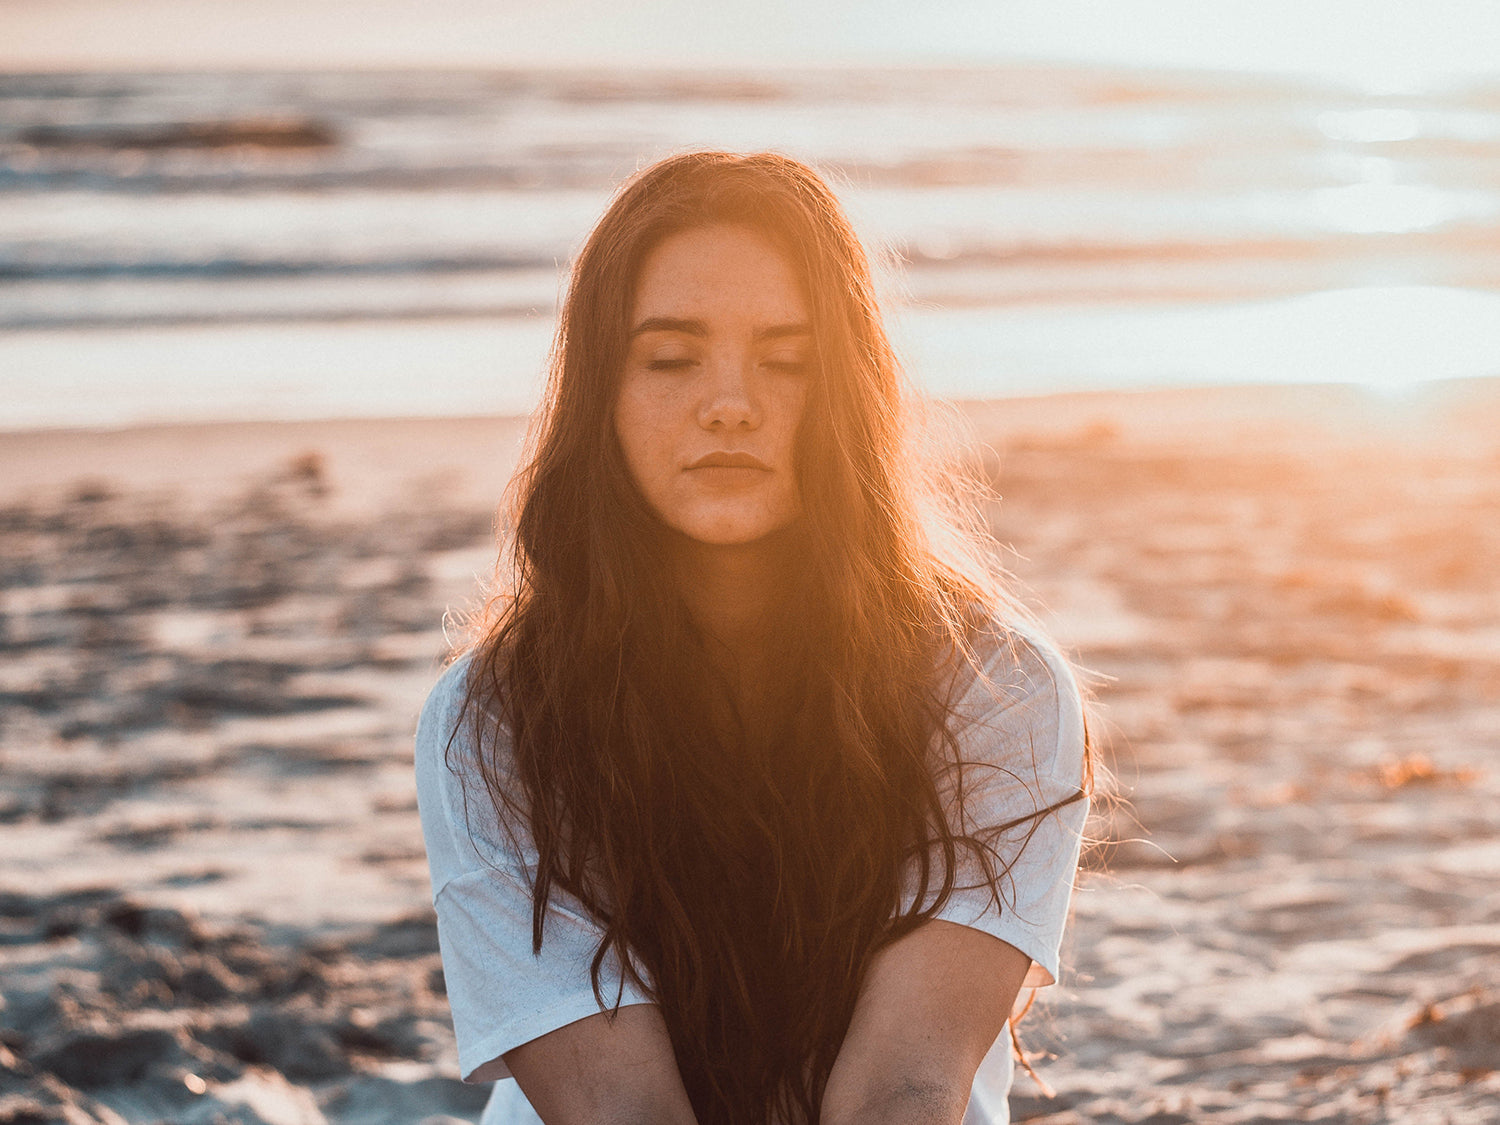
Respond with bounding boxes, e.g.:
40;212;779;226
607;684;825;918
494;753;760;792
1;381;1497;1124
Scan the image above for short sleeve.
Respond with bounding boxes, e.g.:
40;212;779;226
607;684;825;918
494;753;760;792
905;625;1090;990
413;655;654;1083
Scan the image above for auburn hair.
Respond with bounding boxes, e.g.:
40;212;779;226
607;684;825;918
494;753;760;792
451;151;1088;1124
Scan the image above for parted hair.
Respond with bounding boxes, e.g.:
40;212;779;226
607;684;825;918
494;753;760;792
451;151;1089;1125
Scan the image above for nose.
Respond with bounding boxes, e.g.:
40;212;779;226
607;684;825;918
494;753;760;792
696;355;760;431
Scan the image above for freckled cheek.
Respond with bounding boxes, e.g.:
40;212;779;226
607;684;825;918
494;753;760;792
621;381;689;441
777;386;809;484
617;377;670;438
613;414;657;503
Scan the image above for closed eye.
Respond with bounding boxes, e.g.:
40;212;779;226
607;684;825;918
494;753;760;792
647;358;697;371
762;359;809;374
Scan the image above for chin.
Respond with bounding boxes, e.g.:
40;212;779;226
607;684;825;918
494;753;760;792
671;514;796;550
686;526;779;548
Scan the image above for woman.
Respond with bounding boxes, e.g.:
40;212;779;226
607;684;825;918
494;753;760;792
415;151;1091;1125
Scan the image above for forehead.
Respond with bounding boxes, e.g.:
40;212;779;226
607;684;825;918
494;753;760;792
631;224;808;325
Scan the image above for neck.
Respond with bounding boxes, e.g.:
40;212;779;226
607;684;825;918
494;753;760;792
670;532;796;656
667;529;806;737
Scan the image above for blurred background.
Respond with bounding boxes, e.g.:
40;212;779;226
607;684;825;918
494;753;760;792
3;4;1499;1124
4;0;1500;425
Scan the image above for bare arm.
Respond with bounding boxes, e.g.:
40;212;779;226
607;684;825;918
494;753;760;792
820;919;1033;1125
503;1003;699;1125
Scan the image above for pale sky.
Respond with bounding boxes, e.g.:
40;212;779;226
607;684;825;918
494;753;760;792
2;0;1498;90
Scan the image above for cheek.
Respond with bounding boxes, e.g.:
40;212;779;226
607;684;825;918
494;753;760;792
614;381;669;486
778;382;811;465
788;384;809;436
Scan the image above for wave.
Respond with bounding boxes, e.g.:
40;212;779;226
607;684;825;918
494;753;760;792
5;69;1500;349
18;117;339;152
0;304;546;332
0;252;557;282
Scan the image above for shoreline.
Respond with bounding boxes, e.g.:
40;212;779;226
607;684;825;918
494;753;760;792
4;375;1497;510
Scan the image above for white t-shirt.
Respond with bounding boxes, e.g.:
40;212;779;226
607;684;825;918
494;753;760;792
414;623;1089;1125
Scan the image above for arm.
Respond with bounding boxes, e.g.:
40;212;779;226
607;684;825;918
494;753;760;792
822;628;1089;1125
820;919;1032;1125
415;661;694;1122
504;1003;700;1125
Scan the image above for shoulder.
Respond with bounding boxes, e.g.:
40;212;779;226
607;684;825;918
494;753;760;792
416;651;475;743
946;612;1087;789
414;648;528;882
415;650;483;785
415;649;510;770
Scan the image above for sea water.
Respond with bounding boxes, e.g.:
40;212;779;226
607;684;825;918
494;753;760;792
2;66;1499;428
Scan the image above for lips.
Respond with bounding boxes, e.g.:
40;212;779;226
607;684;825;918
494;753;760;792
687;451;772;470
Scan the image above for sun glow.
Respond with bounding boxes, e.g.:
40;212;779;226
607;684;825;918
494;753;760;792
898;287;1500;401
1316;109;1423;144
1311;183;1488;235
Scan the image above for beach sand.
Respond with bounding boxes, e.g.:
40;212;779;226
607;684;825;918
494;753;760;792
2;381;1497;1124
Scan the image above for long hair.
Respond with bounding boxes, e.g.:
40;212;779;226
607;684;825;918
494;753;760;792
453;151;1087;1124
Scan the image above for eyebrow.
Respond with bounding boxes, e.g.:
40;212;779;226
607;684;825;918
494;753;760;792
629;317;812;342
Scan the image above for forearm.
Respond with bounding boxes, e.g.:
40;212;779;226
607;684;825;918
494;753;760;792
820;922;1027;1125
503;1004;699;1125
592;1098;700;1125
821;1077;969;1125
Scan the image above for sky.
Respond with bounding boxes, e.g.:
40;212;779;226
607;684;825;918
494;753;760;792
2;0;1499;90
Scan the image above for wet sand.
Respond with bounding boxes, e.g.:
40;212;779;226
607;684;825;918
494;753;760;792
2;381;1497;1123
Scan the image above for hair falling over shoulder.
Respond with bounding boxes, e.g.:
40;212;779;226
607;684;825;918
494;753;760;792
446;152;1095;1125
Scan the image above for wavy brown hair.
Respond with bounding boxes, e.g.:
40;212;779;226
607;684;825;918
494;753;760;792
452;151;1088;1125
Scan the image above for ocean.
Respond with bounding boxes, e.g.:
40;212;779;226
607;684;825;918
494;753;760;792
3;65;1500;428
